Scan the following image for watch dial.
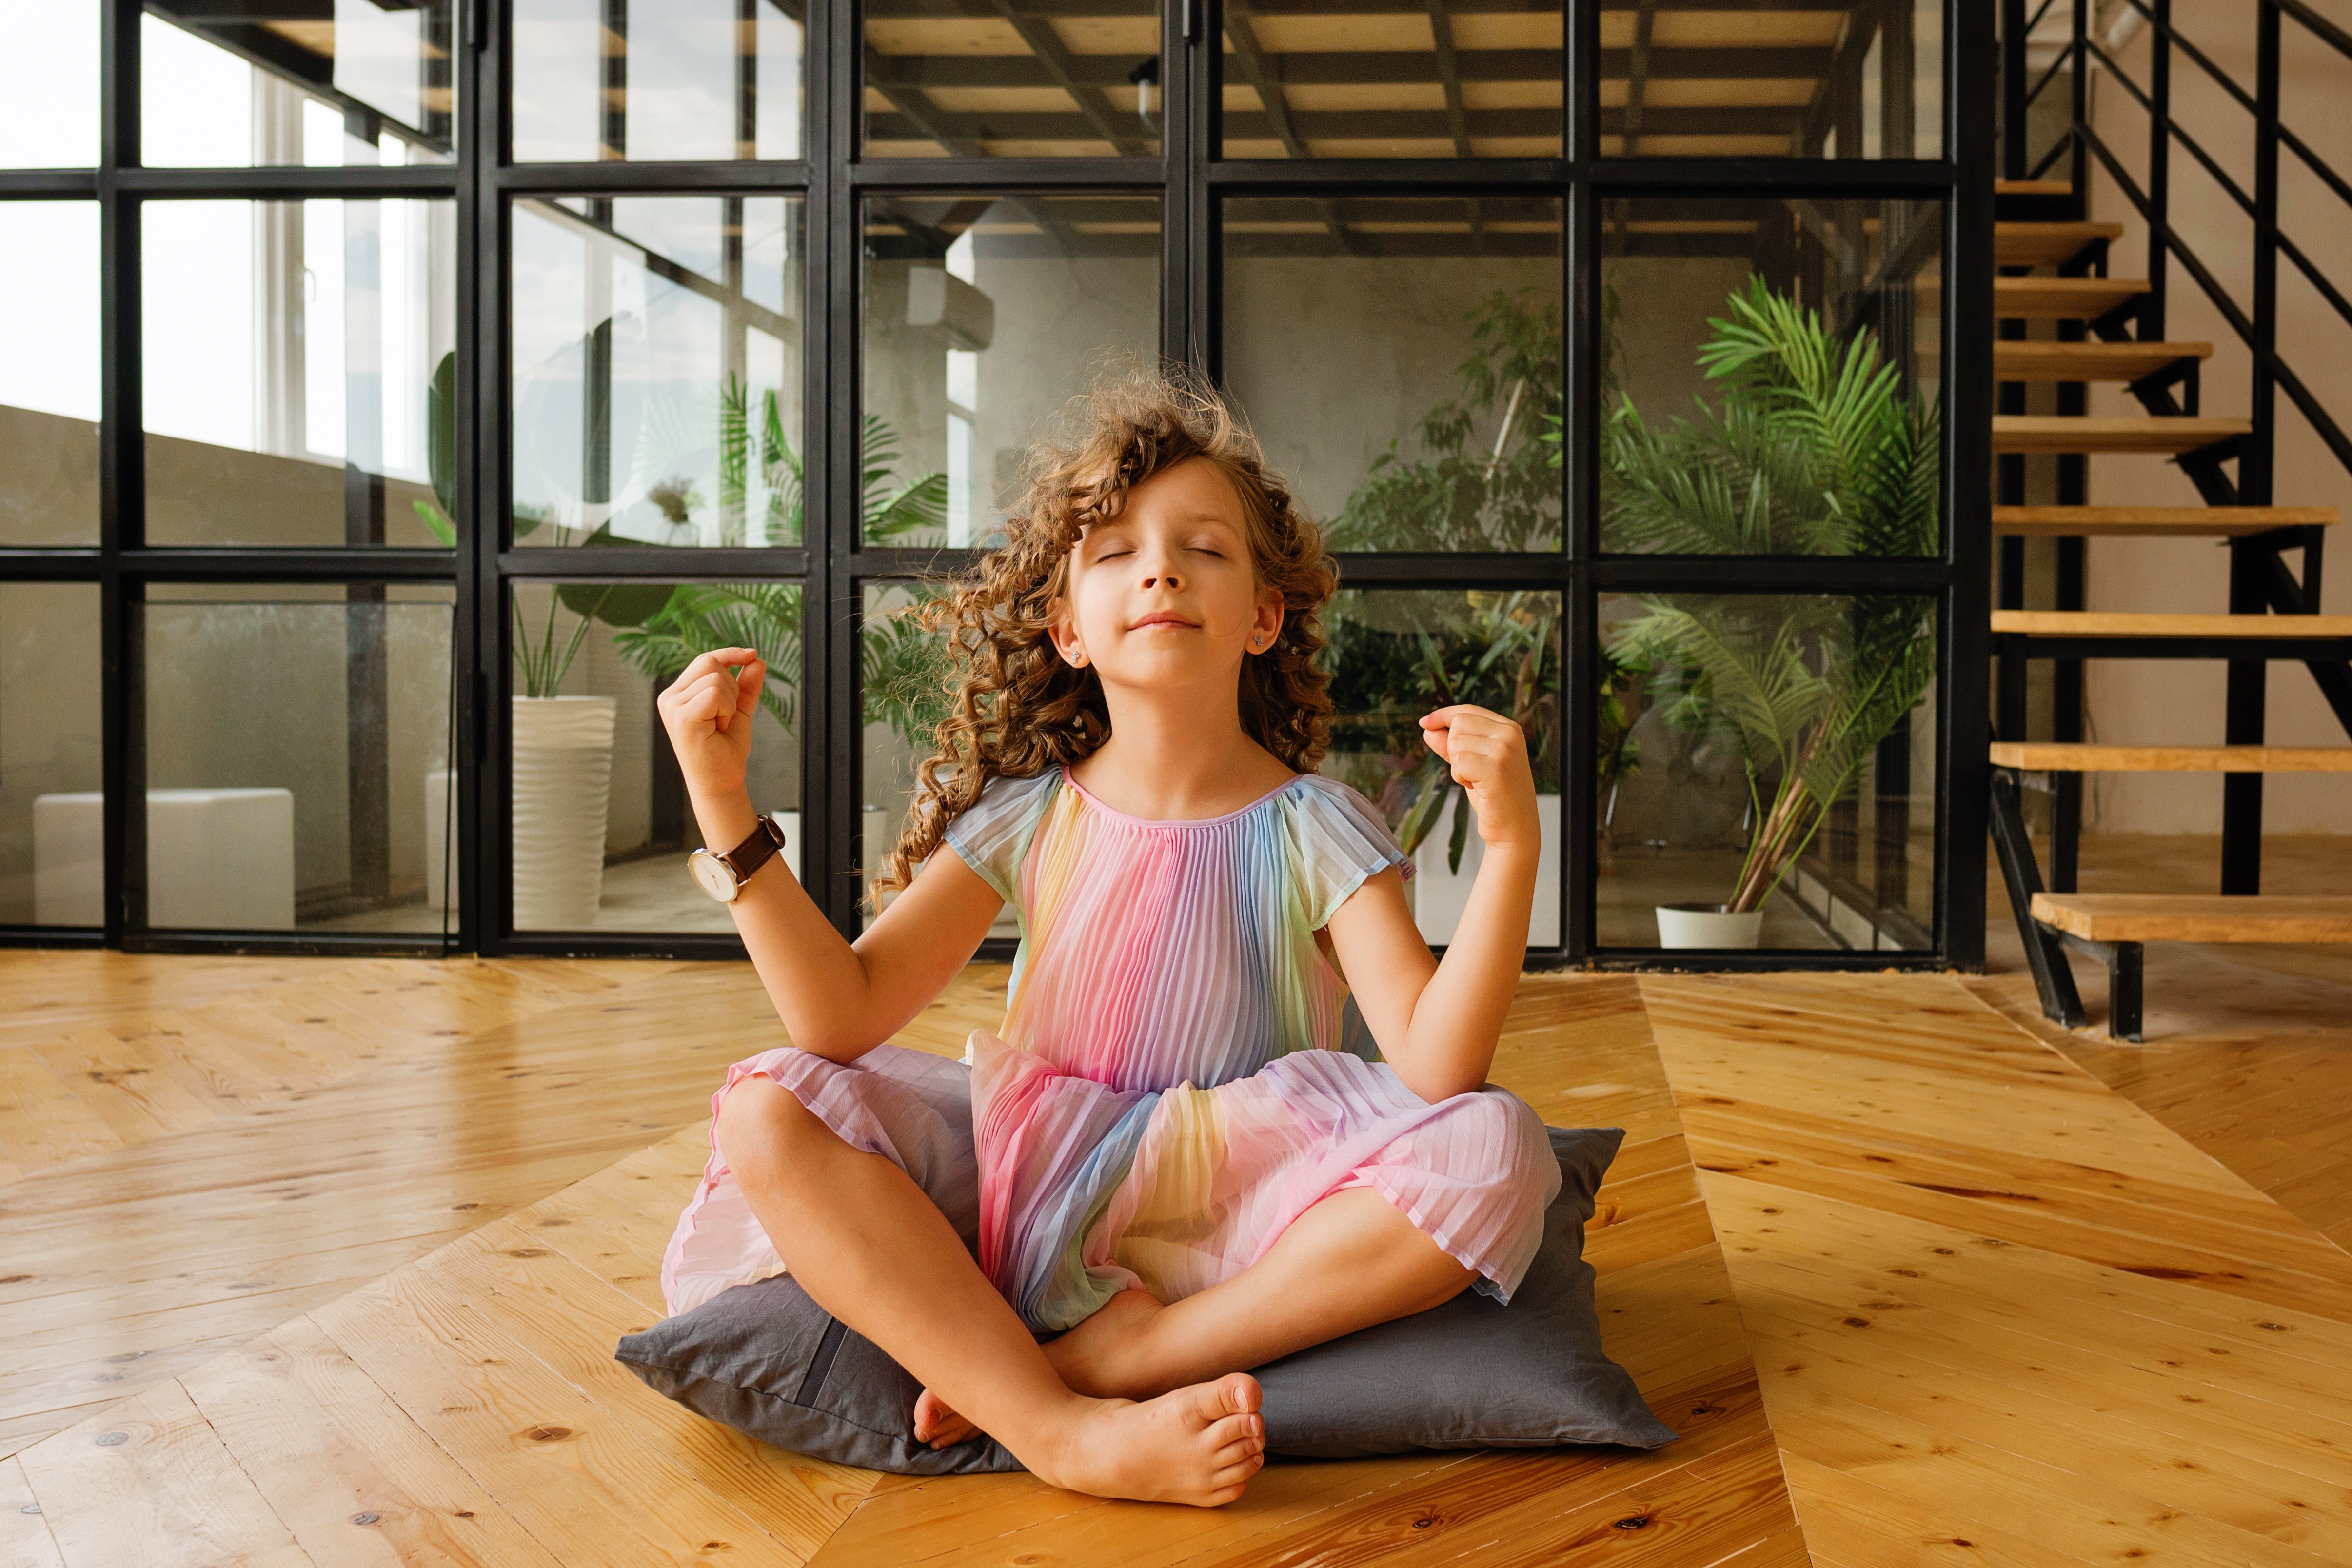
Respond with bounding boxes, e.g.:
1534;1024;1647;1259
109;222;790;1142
689;852;738;903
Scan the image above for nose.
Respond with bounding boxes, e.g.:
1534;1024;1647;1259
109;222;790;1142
1138;550;1183;591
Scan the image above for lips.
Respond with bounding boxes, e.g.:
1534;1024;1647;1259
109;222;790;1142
1129;612;1198;630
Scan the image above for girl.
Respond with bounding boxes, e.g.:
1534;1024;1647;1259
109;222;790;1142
655;374;1559;1508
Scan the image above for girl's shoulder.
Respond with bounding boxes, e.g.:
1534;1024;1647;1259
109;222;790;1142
1273;772;1416;928
939;766;1066;902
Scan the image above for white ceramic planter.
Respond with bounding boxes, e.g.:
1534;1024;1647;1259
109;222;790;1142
511;695;616;930
1655;902;1765;949
1411;793;1561;947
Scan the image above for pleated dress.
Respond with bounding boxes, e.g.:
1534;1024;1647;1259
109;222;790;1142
659;763;1561;1333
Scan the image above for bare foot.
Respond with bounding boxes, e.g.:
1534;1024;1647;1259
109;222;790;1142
1046;1288;1167;1398
1033;1374;1265;1507
912;1387;978;1449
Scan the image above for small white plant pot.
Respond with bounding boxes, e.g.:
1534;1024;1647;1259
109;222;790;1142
511;695;617;930
1655;902;1765;950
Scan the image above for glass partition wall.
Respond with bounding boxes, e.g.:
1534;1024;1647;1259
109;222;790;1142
0;0;1988;967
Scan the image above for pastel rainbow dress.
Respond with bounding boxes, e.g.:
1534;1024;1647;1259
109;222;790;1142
660;764;1561;1332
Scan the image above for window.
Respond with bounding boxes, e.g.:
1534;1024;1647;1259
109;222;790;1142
0;0;1983;969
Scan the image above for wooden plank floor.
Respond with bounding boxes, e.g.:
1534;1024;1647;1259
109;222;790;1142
3;969;1803;1568
8;950;2349;1565
1975;832;2352;1253
1645;971;2352;1568
0;953;786;1456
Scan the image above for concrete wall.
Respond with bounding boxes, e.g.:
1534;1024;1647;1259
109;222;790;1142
2086;6;2352;834
0;583;104;922
142;584;453;911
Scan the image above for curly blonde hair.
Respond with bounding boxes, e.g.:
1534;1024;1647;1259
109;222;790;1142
869;368;1340;909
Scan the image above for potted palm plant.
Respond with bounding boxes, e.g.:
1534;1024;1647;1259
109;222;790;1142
1602;277;1938;948
413;352;672;927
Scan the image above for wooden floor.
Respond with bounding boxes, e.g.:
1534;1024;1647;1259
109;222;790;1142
1648;971;2352;1568
2;938;2348;1565
1977;832;2352;1253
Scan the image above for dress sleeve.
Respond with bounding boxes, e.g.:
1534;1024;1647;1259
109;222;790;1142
939;768;1062;904
1284;774;1415;931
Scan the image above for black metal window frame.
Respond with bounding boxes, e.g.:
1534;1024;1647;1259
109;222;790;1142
0;0;1992;970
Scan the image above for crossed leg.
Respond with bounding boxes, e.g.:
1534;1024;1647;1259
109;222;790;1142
914;1184;1475;1447
713;1073;1266;1506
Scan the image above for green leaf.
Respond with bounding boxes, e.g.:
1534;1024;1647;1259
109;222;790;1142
411;498;456;549
1446;786;1471;876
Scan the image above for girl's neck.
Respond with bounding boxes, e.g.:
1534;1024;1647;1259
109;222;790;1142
1069;684;1296;821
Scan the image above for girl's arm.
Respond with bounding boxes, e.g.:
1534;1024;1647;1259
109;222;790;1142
661;648;1004;1063
1324;704;1541;1103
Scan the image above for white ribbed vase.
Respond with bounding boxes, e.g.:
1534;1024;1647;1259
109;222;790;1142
511;695;616;930
1655;902;1765;950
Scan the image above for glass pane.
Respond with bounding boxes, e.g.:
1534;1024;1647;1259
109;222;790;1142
1605;0;1942;158
862;194;1159;547
0;0;99;166
1596;592;1937;951
512;0;804;162
1223;195;1561;550
858;582;1018;935
0;204;100;545
140;585;456;935
864;0;1158;158
509;580;802;932
141;200;458;548
1220;0;1561;159
142;7;454;166
1600;197;1940;556
1324;589;1564;946
6;584;104;927
514;197;806;549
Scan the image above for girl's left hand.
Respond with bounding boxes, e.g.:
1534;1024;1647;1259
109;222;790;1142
1418;705;1541;848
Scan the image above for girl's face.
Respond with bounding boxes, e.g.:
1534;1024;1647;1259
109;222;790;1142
1049;456;1285;695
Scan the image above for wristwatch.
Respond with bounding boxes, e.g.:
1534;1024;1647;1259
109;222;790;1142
688;814;788;903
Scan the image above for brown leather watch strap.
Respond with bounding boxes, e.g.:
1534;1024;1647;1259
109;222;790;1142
719;815;787;886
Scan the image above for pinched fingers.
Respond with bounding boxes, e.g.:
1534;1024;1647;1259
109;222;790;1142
1417;704;1527;783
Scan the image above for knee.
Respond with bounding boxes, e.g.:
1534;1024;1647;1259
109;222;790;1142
1446;1091;1555;1180
714;1073;824;1185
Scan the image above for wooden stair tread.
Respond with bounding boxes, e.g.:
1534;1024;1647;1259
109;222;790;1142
1993;609;2352;636
1994;220;2126;266
1995;276;2149;318
2031;893;2352;943
1991;742;2352;772
1993;415;2251;455
1996;178;2075;195
1993;340;2212;380
1993;505;2336;536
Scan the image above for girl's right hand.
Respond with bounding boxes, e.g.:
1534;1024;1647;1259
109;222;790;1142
658;648;765;803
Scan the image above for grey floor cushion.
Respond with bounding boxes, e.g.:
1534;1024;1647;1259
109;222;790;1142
614;1125;1674;1472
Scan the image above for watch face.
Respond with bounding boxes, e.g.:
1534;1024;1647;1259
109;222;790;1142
688;849;739;903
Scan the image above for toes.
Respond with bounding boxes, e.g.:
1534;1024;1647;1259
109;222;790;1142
1219;1373;1262;1416
1209;1457;1262;1491
1213;1436;1264;1469
1204;1409;1263;1451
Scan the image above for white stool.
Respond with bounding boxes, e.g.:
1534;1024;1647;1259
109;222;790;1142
33;789;296;930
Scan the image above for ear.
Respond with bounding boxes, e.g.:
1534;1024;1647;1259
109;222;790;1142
1047;597;1090;668
1248;587;1284;654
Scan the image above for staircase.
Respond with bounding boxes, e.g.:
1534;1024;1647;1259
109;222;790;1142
1985;6;2352;1039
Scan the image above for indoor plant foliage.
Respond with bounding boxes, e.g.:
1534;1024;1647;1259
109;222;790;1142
1321;289;1567;871
1603;276;1938;931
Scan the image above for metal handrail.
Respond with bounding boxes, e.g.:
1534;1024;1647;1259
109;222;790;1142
2113;0;2257;118
2087;40;2256;220
2276;0;2352;60
2080;118;2352;482
2016;0;2352;496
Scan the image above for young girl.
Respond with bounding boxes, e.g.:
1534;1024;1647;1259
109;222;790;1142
654;374;1559;1508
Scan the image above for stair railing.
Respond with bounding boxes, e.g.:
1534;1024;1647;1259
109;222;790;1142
2032;0;2352;503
